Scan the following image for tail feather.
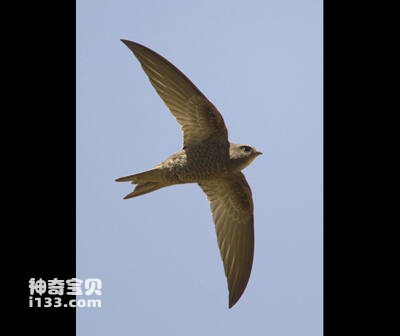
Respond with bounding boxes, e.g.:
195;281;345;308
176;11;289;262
123;182;164;199
116;168;166;199
115;169;160;183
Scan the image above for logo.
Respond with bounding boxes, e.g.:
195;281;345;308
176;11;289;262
29;278;102;308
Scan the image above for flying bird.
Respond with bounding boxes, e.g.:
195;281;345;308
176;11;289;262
116;39;262;308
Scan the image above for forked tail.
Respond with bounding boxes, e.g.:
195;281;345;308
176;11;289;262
115;169;166;199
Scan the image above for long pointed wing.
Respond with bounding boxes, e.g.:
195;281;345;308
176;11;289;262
121;39;228;148
199;172;254;308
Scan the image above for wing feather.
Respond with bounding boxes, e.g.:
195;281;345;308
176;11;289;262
121;39;228;148
199;172;254;308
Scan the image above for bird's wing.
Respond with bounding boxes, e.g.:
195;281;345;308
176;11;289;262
198;172;254;308
121;39;228;148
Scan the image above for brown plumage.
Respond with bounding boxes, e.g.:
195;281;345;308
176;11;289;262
116;40;262;308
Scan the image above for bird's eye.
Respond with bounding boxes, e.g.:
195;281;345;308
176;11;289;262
240;146;252;153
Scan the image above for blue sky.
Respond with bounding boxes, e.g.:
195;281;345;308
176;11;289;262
77;1;322;335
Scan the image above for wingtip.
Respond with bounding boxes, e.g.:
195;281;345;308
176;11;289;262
120;38;131;46
120;39;142;48
228;299;237;309
228;290;245;308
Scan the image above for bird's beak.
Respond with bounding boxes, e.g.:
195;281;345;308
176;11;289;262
256;151;263;156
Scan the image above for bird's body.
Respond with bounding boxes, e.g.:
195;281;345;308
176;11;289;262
116;40;262;308
158;139;230;183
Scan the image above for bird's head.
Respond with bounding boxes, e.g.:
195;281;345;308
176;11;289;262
229;144;262;171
